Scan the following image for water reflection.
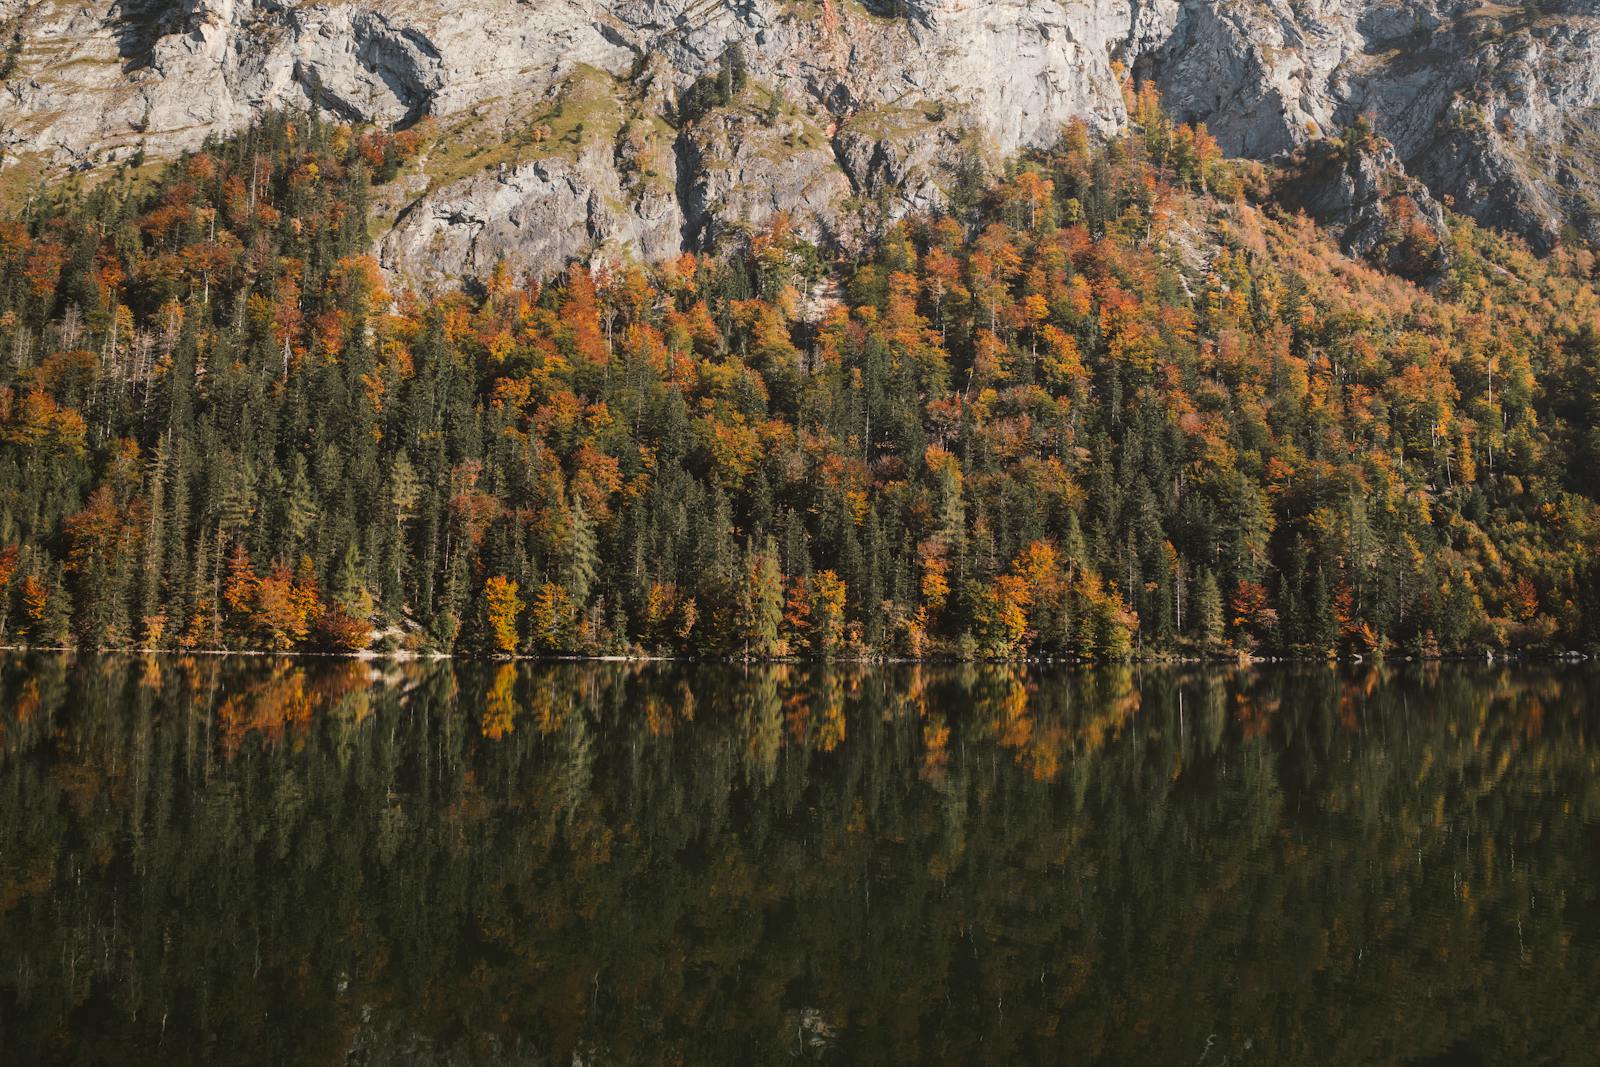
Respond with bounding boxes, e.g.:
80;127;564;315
1;655;1597;1064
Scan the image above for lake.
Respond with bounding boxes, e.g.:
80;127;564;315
1;654;1597;1064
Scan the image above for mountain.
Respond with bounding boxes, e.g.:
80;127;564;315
2;2;1599;660
4;0;1599;288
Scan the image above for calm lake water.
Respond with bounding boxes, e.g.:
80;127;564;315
0;655;1597;1065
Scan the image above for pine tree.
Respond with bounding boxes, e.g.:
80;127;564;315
564;496;598;609
737;539;785;659
1194;569;1224;653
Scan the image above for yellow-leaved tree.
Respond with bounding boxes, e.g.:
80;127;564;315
484;575;523;656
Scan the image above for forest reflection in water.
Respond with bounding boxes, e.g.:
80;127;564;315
1;654;1598;1065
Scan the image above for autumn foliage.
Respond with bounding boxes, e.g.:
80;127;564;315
1;101;1598;659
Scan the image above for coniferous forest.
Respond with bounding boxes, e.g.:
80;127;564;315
3;94;1600;660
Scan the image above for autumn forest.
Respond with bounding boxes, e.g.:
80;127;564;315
3;89;1600;660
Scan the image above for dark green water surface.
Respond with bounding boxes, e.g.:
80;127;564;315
1;654;1598;1065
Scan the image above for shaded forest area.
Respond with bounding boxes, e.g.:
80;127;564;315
2;88;1599;659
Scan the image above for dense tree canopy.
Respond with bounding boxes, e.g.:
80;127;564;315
1;98;1598;658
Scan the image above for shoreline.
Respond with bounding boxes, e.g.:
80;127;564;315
0;643;1591;667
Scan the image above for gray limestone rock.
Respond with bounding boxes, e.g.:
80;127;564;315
677;99;851;247
3;0;1598;282
1274;124;1451;279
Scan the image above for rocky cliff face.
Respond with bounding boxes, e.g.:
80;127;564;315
1136;0;1600;253
3;0;1597;284
1274;122;1453;279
